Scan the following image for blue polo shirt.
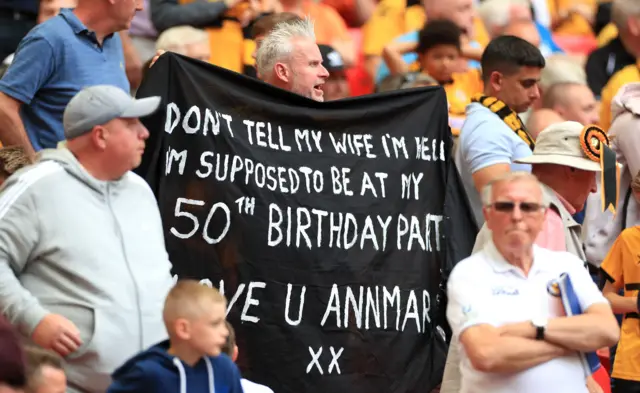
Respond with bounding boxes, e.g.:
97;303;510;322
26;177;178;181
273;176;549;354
0;9;129;150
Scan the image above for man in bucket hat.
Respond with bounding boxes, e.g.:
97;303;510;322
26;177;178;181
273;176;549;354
0;85;175;393
442;120;613;393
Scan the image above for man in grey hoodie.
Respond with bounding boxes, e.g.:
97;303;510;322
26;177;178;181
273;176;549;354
0;85;175;393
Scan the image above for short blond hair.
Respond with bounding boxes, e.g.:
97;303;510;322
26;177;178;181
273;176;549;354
163;280;226;331
156;26;209;55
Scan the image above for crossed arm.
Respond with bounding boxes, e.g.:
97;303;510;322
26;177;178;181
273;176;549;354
460;302;619;374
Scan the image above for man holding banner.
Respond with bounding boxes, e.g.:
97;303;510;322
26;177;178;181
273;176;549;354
256;18;329;101
135;49;478;393
446;171;619;393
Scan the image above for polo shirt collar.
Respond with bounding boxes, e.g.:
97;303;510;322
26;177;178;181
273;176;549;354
483;239;549;276
59;9;88;35
59;9;115;40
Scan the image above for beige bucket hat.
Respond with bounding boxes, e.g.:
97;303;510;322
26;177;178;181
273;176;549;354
514;121;601;172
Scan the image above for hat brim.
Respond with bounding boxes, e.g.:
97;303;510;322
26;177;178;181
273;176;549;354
121;96;161;119
514;154;601;171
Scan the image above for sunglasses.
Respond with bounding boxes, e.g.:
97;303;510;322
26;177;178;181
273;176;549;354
488;201;546;214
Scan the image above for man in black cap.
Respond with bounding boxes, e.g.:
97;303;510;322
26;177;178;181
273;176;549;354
318;44;350;101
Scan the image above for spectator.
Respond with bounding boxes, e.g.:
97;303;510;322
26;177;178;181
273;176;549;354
0;1;39;63
318;44;350;101
477;0;562;57
382;19;483;137
107;280;243;393
0;146;33;187
541;82;600;126
0;0;143;157
33;0;145;91
525;108;564;139
151;0;302;75
601;169;640;393
221;321;274;393
368;0;490;85
155;26;211;62
0;85;174;393
525;53;586;120
444;122;608;393
0;314;27;393
446;171;619;392
454;35;544;227
256;19;329;101
24;346;66;393
585;0;640;99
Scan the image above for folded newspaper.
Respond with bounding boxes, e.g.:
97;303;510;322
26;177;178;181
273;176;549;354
547;272;602;376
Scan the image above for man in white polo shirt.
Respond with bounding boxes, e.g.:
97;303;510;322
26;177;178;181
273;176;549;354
446;171;619;393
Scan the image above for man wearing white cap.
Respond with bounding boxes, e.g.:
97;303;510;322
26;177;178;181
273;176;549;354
442;121;614;393
0;85;175;393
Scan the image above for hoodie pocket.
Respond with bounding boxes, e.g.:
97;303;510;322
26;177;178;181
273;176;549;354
37;301;96;360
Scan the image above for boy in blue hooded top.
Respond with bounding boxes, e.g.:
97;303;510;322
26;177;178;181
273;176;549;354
107;280;243;393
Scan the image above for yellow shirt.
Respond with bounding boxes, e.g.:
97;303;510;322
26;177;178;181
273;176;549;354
596;23;618;48
442;69;484;136
179;0;248;73
599;61;640;129
362;3;489;57
600;226;640;382
548;0;596;36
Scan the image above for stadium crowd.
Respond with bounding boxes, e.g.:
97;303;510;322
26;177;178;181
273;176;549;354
2;0;640;392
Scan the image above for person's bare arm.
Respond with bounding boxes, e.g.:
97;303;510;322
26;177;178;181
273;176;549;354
471;163;510;195
151;0;243;33
331;39;356;68
603;280;637;314
460;324;569;373
498;304;619;352
381;41;416;76
119;31;143;91
0;93;36;159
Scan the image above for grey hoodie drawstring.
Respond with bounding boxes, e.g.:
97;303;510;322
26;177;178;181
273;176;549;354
172;356;216;393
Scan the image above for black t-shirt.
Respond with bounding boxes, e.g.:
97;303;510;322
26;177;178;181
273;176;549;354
585;37;636;98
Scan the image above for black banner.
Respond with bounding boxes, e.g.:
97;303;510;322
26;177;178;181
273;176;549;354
135;53;477;393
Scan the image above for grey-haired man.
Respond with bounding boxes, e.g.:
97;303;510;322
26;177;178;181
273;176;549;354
442;121;614;393
0;85;174;393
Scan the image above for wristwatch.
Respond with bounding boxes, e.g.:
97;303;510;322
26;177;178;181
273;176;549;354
531;318;548;340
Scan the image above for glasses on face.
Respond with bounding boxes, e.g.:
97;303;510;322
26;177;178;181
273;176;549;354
488;201;546;214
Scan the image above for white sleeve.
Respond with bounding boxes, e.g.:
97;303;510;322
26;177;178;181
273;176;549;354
446;262;495;338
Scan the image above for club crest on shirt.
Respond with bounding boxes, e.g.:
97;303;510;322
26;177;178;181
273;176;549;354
547;281;561;297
